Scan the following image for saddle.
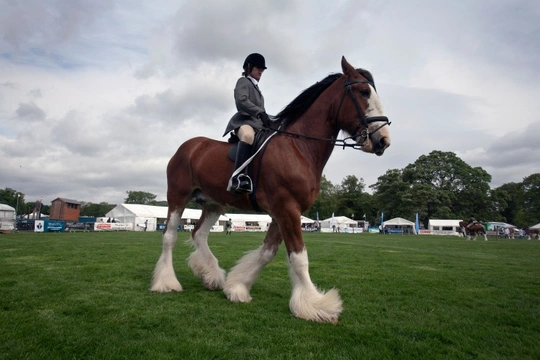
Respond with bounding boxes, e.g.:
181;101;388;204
226;129;273;162
226;129;277;212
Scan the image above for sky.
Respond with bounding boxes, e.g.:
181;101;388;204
1;0;539;206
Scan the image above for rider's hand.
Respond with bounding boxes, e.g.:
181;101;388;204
258;112;271;127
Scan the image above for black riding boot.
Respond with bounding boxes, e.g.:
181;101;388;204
230;141;253;194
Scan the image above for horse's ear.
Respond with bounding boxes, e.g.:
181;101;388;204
341;56;355;77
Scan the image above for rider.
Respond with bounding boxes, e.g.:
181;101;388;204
223;53;272;194
467;217;477;229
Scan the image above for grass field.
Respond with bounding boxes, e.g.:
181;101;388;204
1;231;539;359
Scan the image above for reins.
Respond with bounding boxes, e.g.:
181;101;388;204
264;77;391;150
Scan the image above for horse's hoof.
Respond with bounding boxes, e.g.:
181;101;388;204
224;284;252;303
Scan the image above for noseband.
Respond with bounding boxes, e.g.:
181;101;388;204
335;78;391;149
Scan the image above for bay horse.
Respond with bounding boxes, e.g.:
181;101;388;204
151;57;391;323
524;227;540;240
459;221;488;241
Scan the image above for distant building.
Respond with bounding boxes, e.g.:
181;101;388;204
49;198;82;222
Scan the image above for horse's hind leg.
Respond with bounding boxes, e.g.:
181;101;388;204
224;220;282;303
188;205;226;290
151;209;183;292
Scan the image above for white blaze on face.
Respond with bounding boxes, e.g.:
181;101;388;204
365;84;385;120
360;83;391;152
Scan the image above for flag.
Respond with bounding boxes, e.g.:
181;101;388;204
363;214;366;219
415;212;420;234
331;212;335;228
380;211;384;225
316;211;319;222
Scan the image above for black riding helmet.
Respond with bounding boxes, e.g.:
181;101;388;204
243;53;267;70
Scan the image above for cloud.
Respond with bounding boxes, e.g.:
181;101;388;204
0;0;539;207
15;102;46;121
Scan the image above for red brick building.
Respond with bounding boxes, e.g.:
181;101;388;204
49;198;82;222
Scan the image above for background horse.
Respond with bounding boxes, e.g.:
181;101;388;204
524;227;540;240
459;221;488;241
151;57;391;323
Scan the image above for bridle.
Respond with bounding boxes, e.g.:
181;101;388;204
267;77;391;150
334;78;391;149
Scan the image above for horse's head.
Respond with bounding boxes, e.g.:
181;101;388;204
336;57;391;156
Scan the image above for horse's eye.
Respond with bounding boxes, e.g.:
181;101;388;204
359;89;370;97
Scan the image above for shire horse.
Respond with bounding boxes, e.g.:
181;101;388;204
524;227;540;240
459;221;488;241
151;57;391;323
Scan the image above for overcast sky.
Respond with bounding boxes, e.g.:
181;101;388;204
1;0;539;206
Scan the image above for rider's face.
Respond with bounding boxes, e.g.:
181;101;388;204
249;66;265;81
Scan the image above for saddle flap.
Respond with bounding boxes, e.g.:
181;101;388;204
227;130;272;162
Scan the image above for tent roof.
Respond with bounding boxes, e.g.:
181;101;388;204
428;219;463;227
106;204;228;221
321;216;357;225
488;221;516;228
224;213;272;222
383;217;415;226
0;204;15;211
529;223;540;229
300;215;315;223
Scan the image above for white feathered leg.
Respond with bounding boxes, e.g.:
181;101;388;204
288;249;342;323
224;245;277;302
151;211;182;292
187;211;226;290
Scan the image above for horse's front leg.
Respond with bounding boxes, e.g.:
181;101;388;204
224;220;282;302
282;216;343;323
151;210;183;292
188;206;226;290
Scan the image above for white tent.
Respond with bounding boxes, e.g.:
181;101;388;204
105;204;227;231
383;217;416;234
300;215;315;224
531;223;540;229
320;216;357;229
383;217;415;226
427;219;463;236
0;204;16;233
485;221;516;231
224;213;272;231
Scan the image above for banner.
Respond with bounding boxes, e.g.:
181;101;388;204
34;220;45;232
94;223;133;231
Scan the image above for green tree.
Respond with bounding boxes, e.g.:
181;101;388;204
402;151;491;221
306;175;338;220
370;169;410;223
484;189;508;223
521;173;540;225
124;191;157;205
335;175;371;222
0;188;25;210
80;202;116;217
489;183;522;224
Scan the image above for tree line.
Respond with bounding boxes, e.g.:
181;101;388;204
306;150;539;229
2;151;538;228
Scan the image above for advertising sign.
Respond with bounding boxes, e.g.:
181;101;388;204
94;223;133;231
34;220;45;232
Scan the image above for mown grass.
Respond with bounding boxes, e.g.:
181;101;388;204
1;231;539;359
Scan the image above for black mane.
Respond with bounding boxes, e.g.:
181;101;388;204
274;69;375;129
